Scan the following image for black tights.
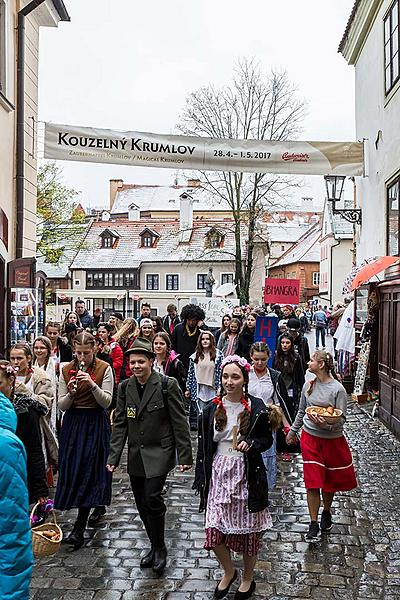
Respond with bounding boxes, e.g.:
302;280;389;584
76;507;90;528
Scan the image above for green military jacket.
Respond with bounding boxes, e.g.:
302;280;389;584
108;371;193;478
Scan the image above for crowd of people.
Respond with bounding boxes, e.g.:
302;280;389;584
0;298;357;600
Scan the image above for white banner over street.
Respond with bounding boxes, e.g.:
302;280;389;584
44;122;364;176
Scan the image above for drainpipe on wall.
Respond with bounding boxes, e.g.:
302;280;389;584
16;0;48;259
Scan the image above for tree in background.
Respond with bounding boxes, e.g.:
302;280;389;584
37;162;86;263
178;59;306;304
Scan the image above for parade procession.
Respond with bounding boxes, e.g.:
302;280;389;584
1;1;400;599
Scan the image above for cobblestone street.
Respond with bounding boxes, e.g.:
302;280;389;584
31;401;400;600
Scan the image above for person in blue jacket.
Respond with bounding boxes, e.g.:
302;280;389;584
0;372;33;600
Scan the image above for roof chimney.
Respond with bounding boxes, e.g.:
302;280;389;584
109;179;124;210
179;192;193;243
301;197;314;211
128;203;140;221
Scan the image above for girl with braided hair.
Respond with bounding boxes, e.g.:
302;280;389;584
55;332;114;548
194;355;282;600
286;350;357;543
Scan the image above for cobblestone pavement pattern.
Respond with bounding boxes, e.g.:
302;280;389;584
31;398;400;600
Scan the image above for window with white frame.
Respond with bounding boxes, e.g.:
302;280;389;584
312;272;320;286
197;274;207;289
221;273;234;285
384;1;400;94
0;0;7;96
146;274;159;290
166;274;179;291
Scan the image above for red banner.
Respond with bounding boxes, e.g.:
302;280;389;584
264;278;300;305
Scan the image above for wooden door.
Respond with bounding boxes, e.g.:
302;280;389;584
378;284;400;438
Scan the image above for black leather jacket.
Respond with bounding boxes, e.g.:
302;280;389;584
193;395;273;514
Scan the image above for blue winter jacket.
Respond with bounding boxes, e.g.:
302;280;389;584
0;392;33;600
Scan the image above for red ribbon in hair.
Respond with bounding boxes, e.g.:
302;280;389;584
213;396;251;413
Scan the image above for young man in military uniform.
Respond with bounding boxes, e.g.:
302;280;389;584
107;337;192;575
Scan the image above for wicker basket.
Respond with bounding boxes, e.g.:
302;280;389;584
31;503;63;558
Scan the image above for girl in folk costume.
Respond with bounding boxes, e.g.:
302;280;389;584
152;332;187;395
217;318;241;357
248;342;293;487
10;343;58;472
114;318;139;381
55;332;114;548
186;331;223;424
194;355;282;600
286;350;357;542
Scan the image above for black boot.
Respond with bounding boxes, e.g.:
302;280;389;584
151;514;167;575
65;507;90;549
88;506;106;525
140;513;154;568
65;523;85;549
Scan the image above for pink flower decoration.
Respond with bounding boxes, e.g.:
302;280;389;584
221;354;251;373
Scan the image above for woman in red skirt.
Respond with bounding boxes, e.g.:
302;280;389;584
286;349;357;542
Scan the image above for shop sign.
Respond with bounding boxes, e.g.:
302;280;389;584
8;258;35;288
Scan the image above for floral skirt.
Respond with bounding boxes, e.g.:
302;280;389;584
204;453;272;556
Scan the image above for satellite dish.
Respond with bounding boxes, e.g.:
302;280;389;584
213;283;236;297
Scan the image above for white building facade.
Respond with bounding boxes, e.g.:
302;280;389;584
340;0;400;438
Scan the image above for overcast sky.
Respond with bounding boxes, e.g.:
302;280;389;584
38;0;356;209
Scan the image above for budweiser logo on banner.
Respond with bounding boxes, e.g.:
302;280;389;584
282;152;309;162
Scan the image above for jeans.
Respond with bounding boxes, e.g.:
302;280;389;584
315;327;326;348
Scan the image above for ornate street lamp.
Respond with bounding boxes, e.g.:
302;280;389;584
324;175;362;225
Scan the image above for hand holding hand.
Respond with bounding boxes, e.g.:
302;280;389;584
179;464;192;472
106;464;116;473
285;431;298;445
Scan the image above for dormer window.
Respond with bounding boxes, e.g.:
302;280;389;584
100;228;120;249
140;227;160;248
205;228;224;249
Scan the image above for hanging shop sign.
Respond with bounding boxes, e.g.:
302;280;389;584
44;123;364;176
264;277;300;305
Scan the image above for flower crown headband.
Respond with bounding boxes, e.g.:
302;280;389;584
221;354;251;373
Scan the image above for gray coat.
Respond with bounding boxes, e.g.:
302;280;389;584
108;371;193;478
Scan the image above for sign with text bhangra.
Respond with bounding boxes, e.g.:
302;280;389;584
44;122;364;176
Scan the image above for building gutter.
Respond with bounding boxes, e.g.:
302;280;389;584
16;0;70;259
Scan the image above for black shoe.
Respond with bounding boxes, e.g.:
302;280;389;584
64;524;85;549
305;520;320;542
140;548;154;568
214;570;237;599
152;545;167;575
320;509;333;531
88;506;106;525
234;580;256;600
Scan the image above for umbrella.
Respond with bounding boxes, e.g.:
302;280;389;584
350;256;400;291
342;257;377;296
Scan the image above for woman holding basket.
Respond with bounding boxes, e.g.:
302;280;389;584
286;350;357;542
